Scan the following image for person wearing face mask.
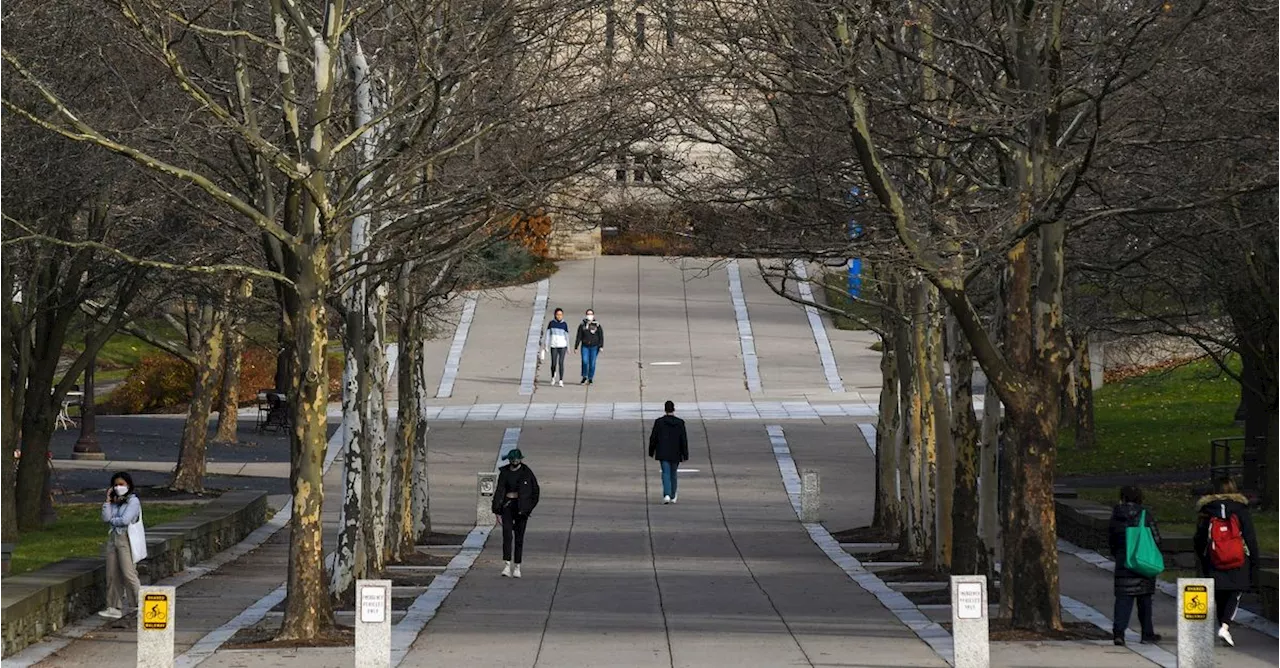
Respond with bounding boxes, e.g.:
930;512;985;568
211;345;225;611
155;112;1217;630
574;309;604;385
99;471;143;619
543;307;570;387
492;449;539;578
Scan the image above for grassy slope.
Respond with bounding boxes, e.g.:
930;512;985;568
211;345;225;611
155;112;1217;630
1057;357;1243;476
8;502;202;576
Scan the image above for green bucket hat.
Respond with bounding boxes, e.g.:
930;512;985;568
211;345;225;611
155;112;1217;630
504;449;524;462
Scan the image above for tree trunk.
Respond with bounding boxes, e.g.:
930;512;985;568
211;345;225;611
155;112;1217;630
928;299;952;570
16;387;58;530
387;298;419;561
330;301;366;601
910;278;943;570
948;316;987;577
214;279;253;443
873;326;901;536
978;384;1001;568
360;286;390;577
172;296;231;493
278;242;335;640
1073;334;1096;451
411;312;433;543
2;323;19;544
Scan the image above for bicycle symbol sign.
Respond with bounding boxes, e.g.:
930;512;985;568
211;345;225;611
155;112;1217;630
142;593;169;630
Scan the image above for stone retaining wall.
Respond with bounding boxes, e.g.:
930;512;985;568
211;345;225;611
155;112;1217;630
1055;496;1277;621
1;489;268;657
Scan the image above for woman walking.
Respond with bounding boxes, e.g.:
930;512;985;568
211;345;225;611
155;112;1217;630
1107;485;1162;645
1194;477;1260;647
99;471;143;619
493;449;539;578
544;308;570;387
574;309;604;384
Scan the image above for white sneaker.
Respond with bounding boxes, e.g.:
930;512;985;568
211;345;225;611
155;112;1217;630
513;564;522;578
671;495;678;504
501;561;512;577
557;380;564;387
1218;623;1234;647
98;607;123;619
663;495;671;504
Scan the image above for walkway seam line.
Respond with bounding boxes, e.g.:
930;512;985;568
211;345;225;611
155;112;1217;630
726;260;762;393
436;296;476;398
792;260;846;393
519;279;551;396
766;424;956;667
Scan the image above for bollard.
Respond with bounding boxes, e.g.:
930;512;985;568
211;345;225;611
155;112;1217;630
136;586;175;668
477;472;497;526
950;575;989;668
355;579;392;668
800;469;820;523
1177;578;1215;667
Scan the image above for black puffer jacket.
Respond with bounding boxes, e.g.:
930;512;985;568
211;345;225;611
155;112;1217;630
492;464;540;516
1108;502;1162;596
648;415;689;463
1193;493;1259;592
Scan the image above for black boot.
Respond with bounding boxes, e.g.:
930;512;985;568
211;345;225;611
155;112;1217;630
1113;631;1125;646
1140;633;1162;644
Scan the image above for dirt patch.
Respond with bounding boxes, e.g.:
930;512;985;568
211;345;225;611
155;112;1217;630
876;566;952;583
856;548;919;563
390;551;454;567
418;532;468;545
829;526;896;544
941;619;1111;642
224;624;354;649
387;572;438;588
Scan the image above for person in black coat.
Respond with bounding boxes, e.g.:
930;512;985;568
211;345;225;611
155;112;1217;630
574;309;604;384
648;400;689;504
492;449;539;578
1108;485;1162;645
1193;477;1260;647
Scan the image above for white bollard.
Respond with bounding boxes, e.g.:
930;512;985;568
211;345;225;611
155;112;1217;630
950;575;989;668
136;586;175;668
800;469;820;523
477;472;497;526
1177;578;1215;668
355;579;392;668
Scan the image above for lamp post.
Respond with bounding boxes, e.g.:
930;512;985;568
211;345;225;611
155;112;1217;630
71;343;104;460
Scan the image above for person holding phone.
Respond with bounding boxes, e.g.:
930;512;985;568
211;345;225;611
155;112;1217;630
492;449;539;578
98;471;142;619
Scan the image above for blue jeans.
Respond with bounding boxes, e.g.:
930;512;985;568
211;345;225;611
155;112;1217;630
579;346;599;380
660;460;679;497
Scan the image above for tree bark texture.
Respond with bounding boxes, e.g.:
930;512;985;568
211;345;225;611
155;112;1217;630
948;316;987;577
410;316;433;543
360;286;390;577
214;279;253;443
172;292;232;493
387;299;420;561
874;321;901;536
1072;333;1096;451
330;301;366;601
978;385;1001;567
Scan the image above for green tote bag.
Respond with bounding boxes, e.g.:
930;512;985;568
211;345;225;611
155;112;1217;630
1124;510;1165;578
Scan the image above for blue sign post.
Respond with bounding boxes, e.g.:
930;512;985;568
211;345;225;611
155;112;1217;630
847;187;864;299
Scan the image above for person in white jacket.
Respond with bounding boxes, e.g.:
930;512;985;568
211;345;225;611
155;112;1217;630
99;471;142;619
543;308;570;386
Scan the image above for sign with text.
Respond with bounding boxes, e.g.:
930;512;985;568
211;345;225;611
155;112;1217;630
142;593;170;630
955;582;984;620
1182;584;1208;620
360;585;387;624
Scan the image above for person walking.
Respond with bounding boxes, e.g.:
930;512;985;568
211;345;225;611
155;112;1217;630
1107;486;1162;645
98;471;143;619
574;308;604;385
543;308;570;387
648;400;689;504
1193;477;1260;647
493;449;539;578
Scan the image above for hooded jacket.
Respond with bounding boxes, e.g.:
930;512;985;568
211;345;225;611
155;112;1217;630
1192;493;1260;591
575;319;604;349
648;414;689;463
545;319;570;349
493;463;540;516
1107;502;1162;596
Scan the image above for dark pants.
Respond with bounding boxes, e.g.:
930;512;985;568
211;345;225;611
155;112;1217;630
660;460;679;497
501;500;529;564
549;347;567;381
1218;589;1243;626
580;346;599;380
1113;593;1154;637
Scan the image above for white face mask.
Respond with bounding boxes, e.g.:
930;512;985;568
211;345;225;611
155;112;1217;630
585;314;594;322
114;485;129;497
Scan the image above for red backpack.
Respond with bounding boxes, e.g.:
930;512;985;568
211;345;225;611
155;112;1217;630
1208;507;1248;570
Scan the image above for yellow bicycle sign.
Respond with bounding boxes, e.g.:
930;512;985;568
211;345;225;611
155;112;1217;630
142;593;169;630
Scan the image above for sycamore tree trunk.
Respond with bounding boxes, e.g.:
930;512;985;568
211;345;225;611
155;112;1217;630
948;316;987;577
896;275;924;556
1073;333;1096;451
928;301;952;570
387;287;420;561
360;286;390;576
909;277;943;570
978;384;1001;568
873;326;901;536
330;298;366;601
411;311;433;543
214;279;253;443
172;292;232;493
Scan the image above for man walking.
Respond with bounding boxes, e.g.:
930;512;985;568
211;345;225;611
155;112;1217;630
648;400;689;504
574;308;604;384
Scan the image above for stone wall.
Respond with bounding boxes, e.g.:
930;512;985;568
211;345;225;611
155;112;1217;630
1;490;268;657
547;222;601;260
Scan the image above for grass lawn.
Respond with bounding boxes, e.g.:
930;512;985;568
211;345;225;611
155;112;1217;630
1077;485;1278;555
7;502;202;576
819;269;880;331
1057;357;1242;476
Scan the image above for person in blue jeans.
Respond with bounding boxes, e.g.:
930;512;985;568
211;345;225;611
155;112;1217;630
648;400;689;504
574;309;604;384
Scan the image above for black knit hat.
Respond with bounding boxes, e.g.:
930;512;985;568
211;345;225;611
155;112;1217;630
504;449;524;462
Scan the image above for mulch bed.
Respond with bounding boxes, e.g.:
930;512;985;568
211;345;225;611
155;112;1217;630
875;566;953;583
386;572;438;588
417;531;468;545
941;619;1111;642
224;624;354;649
829;526;897;544
390;551;454;567
856;548;920;563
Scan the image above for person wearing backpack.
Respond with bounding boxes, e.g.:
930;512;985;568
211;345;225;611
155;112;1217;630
1193;477;1260;647
1107;486;1163;646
